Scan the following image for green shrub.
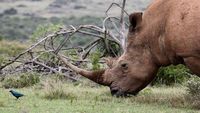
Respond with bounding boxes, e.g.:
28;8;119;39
97;40;121;57
90;51;101;70
3;72;40;88
0;40;27;56
0;40;27;67
185;76;200;109
152;65;190;86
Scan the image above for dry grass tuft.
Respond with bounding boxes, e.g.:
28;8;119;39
130;87;189;108
0;101;5;107
42;79;77;100
185;76;200;109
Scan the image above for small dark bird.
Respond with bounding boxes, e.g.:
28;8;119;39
9;90;24;99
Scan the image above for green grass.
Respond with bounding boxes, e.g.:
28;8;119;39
0;82;199;113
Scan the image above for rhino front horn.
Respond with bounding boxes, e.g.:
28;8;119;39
56;53;109;86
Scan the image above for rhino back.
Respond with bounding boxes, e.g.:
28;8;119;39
142;0;200;64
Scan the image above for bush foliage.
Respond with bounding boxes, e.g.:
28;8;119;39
90;51;101;71
152;65;190;86
0;40;27;67
3;73;40;88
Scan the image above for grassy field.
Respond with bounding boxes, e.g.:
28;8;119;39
0;79;199;113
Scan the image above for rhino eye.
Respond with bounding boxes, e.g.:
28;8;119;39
121;63;128;70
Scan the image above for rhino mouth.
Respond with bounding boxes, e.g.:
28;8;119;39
110;87;138;97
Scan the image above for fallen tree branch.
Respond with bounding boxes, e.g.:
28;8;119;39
1;0;129;82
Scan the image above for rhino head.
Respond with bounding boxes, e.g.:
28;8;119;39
58;12;159;97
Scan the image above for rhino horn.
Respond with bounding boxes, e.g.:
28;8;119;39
57;54;109;86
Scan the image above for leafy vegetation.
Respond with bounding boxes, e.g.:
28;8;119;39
0;40;26;56
152;65;190;86
97;40;121;57
0;40;27;66
2;72;40;88
90;51;101;70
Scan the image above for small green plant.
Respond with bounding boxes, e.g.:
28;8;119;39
43;80;77;100
3;72;40;88
97;40;121;57
185;76;200;109
90;51;101;70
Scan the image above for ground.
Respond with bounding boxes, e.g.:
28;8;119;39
0;82;199;113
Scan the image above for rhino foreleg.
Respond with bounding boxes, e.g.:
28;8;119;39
184;57;200;77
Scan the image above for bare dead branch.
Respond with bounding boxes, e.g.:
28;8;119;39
105;2;129;16
31;60;78;81
1;0;129;82
119;0;127;51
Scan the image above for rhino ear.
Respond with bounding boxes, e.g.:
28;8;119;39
129;12;143;30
